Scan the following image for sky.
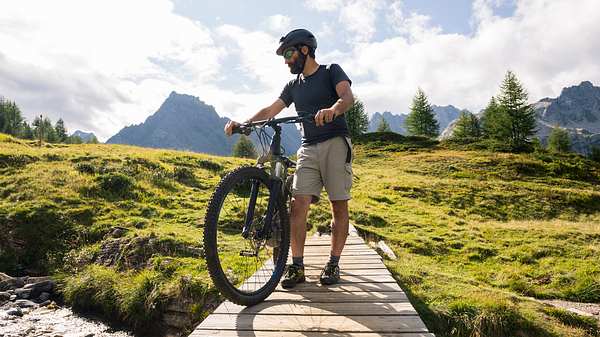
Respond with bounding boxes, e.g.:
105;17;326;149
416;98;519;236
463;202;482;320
1;0;599;141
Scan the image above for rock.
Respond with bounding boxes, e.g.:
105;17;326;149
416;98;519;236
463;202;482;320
23;280;55;298
39;299;52;307
14;288;31;299
14;299;37;308
105;226;128;239
6;307;22;317
0;273;25;291
24;276;51;285
9;294;16;301
38;292;51;302
0;291;10;302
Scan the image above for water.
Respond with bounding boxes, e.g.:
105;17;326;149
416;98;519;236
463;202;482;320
0;306;132;337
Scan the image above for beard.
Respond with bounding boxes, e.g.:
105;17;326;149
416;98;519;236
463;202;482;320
289;52;306;74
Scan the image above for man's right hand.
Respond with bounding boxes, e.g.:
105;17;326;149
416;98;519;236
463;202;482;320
224;120;241;136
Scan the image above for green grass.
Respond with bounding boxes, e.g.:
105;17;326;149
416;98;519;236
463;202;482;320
2;132;599;336
349;134;600;337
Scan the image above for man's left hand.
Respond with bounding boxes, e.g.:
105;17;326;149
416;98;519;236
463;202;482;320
315;108;337;127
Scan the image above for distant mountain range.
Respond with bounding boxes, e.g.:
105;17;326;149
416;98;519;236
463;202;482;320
107;81;600;157
368;105;462;134
439;81;600;155
106;92;301;156
71;130;97;142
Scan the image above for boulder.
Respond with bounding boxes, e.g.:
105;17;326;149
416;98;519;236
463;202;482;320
0;291;10;302
6;307;23;317
14;299;37;308
14;288;31;299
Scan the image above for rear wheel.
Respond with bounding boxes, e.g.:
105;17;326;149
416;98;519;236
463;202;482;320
204;166;290;306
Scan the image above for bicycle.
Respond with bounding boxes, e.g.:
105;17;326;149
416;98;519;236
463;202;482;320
203;115;313;306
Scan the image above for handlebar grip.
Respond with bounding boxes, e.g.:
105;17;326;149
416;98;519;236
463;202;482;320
232;124;252;136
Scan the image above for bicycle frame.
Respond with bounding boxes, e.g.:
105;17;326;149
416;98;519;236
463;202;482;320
240;121;295;241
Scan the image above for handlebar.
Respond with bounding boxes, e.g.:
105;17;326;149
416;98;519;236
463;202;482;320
232;114;314;135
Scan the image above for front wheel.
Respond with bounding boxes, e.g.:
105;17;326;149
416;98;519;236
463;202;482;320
203;166;290;306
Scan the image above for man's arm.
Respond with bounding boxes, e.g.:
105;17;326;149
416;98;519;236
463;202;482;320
315;80;354;127
224;99;286;136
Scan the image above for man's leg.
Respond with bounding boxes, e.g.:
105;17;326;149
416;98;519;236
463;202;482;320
330;199;349;257
290;195;312;259
281;194;312;289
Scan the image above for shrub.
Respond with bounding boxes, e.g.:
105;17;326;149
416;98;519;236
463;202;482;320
96;173;134;198
198;159;223;172
75;162;96;174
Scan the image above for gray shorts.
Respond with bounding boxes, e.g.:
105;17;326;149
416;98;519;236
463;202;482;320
292;136;353;202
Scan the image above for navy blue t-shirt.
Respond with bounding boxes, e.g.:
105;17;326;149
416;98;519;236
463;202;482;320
279;64;352;145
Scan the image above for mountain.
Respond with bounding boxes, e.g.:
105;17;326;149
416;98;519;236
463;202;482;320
368;105;462;135
368;111;407;133
439;81;600;155
533;81;600;154
71;130;97;142
534;81;600;133
106;92;302;156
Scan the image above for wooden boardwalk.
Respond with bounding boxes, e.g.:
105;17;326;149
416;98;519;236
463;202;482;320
191;227;434;337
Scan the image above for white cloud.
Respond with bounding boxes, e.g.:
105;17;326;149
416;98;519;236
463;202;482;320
263;14;292;33
340;0;600;117
0;0;224;140
1;0;600;142
304;0;344;12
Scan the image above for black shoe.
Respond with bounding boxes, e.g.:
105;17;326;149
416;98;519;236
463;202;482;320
319;262;340;285
281;264;305;289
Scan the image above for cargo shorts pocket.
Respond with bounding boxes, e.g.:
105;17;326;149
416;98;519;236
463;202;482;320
344;163;353;191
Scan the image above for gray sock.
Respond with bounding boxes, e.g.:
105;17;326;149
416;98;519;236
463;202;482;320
292;256;304;267
328;254;340;266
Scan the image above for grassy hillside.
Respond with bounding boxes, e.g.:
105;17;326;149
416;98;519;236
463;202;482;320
0;133;333;335
1;132;599;336
351;133;600;337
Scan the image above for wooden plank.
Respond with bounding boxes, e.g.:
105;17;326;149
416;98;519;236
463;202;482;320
302;263;389;270
191;331;435;337
264;291;409;303
275;282;403;292
303;252;380;257
303;269;391;276
213;301;417;315
196;314;428;333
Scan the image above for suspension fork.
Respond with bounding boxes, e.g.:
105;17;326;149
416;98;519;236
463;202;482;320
241;179;260;239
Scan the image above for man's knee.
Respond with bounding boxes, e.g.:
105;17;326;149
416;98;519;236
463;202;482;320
330;200;348;217
291;195;312;217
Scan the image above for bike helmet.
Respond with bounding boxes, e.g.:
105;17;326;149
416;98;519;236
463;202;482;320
276;29;317;56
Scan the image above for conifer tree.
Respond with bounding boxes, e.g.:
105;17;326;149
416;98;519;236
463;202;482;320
547;126;571;153
405;88;439;137
376;117;392;132
55;118;68;142
232;135;257;159
481;97;510;139
345;98;369;139
87;135;99;144
451;110;481;142
496;71;537;150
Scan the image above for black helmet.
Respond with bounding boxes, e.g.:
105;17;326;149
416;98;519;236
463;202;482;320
276;29;317;55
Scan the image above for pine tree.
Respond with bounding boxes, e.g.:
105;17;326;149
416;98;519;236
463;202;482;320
547;126;571;153
232;135;257;158
55;118;68;142
345;98;369;139
0;100;24;136
451;110;481;142
20;121;34;139
376;117;392;132
497;71;537;150
405;88;439;137
87;135;99;144
481;97;509;139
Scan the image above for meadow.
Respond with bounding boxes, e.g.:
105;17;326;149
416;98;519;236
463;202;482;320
1;132;599;336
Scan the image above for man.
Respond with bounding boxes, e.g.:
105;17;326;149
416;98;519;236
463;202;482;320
224;28;354;288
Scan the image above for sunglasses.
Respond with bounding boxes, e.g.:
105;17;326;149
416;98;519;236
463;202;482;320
282;47;297;60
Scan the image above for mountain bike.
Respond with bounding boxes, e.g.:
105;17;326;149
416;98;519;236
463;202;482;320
203;115;312;306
